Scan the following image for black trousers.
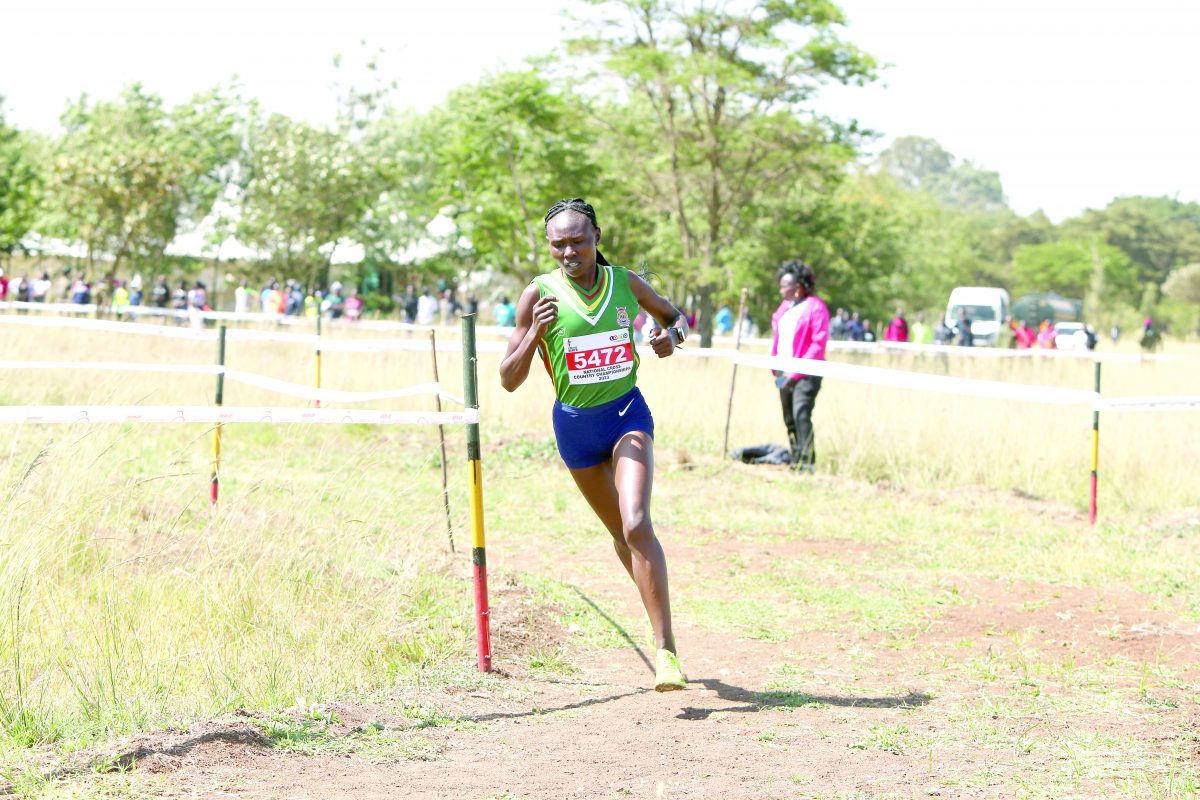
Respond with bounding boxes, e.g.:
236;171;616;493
779;376;822;467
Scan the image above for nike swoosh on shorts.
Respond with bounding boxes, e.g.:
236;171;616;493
617;398;636;416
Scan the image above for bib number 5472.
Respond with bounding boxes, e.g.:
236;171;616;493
569;344;630;370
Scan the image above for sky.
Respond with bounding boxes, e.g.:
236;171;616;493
2;0;1198;223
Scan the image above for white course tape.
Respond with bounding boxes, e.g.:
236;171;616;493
0;313;216;340
1;360;462;406
313;338;509;354
1096;396;1200;412
220;371;455;405
736;354;1099;406
0;360;223;375
0;405;479;425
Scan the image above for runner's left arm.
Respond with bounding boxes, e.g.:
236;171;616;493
628;272;686;359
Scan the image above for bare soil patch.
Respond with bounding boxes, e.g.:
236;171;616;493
10;486;1199;799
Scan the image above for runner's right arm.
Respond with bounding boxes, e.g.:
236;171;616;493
500;283;558;392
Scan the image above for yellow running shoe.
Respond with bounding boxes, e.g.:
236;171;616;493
655;649;686;692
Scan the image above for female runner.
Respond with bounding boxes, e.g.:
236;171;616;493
499;198;688;692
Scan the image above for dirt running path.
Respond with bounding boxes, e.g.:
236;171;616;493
56;516;1200;800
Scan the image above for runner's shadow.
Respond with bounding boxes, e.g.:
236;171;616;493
570;586;654;673
677;679;933;721
466;687;650;723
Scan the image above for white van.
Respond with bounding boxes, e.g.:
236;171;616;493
945;287;1011;346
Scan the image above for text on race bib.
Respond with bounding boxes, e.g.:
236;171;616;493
564;328;634;385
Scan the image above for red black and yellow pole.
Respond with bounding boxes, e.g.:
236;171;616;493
1089;361;1101;525
211;324;227;505
461;313;491;672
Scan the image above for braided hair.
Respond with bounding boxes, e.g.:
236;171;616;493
544;198;610;267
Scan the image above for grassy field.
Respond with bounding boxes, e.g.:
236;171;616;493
0;320;1197;798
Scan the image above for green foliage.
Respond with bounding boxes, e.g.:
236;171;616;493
876;135;1007;212
1011;238;1138;307
1162;262;1200;304
236;110;387;287
0;101;41;257
39;84;240;274
570;0;877;343
1064;196;1200;290
419;70;605;280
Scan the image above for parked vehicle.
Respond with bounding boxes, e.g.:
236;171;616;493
1012;292;1083;328
945;287;1011;346
1052;321;1088;351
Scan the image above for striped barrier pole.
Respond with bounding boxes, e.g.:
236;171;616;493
1090;361;1101;525
462;313;491;672
211;325;227;504
314;313;322;408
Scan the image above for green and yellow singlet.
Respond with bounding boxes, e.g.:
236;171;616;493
533;265;640;408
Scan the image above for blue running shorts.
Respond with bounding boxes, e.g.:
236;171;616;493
552;387;655;469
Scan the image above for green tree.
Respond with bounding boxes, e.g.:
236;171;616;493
1064;196;1200;290
40;84;240;276
571;0;877;345
413;70;606;280
875;135;1006;212
236;110;386;288
1010;238;1137;308
1162;262;1200;304
0;100;41;260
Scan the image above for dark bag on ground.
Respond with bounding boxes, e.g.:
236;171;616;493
729;443;792;465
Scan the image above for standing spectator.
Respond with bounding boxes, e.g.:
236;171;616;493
1036;320;1057;349
266;281;286;316
1109;325;1120;344
465;293;479;316
996;316;1016;349
12;274;29;302
772;259;829;472
151;276;170;309
830;308;847;341
112;280;129;319
234;280;249;315
862;319;876;343
847;312;865;342
188;280;208;311
0;269;8;301
439;287;460;325
910;313;930;344
71;276;91;304
401;285;419;323
714;303;733;335
1084;324;1098;351
934;314;953;344
416;289;438;325
493;296;516;327
884;308;908;342
956;308;973;346
771;270;799;347
344;287;364;321
32;271;51;303
172;280;188;313
324;282;346;319
128;274;143;307
1014;319;1036;349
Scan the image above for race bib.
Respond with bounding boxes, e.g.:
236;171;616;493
564;328;634;385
